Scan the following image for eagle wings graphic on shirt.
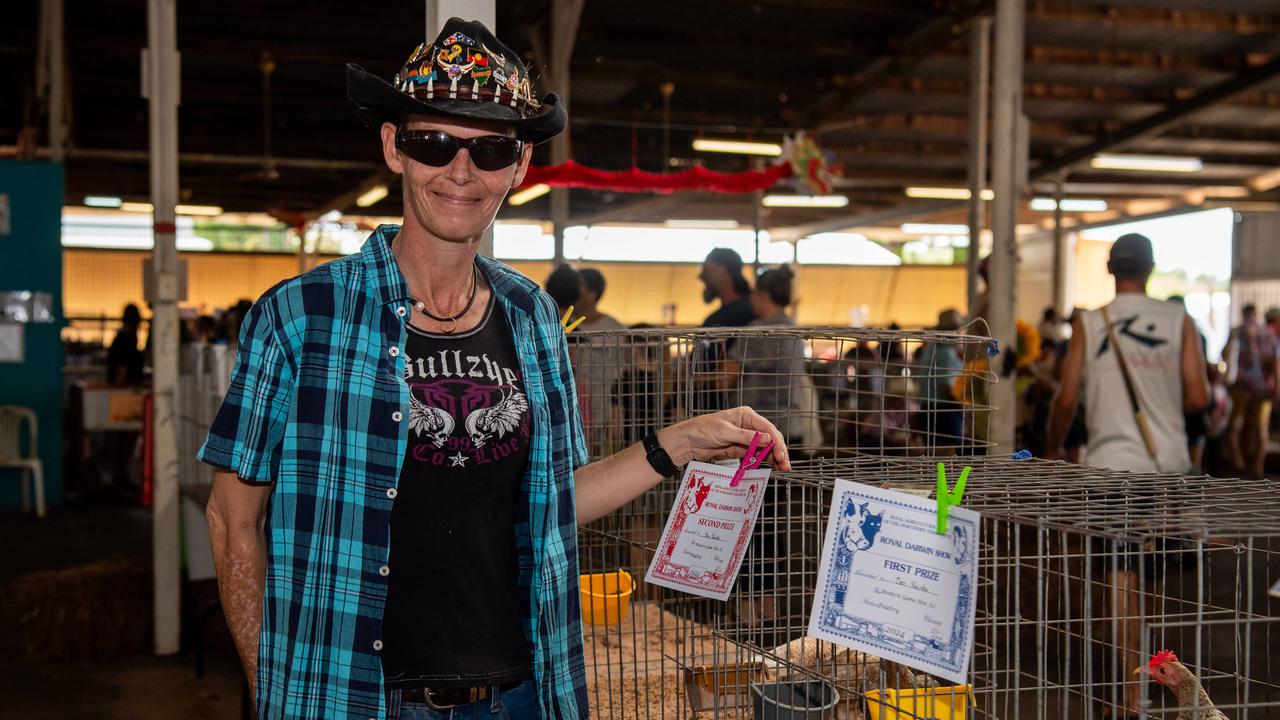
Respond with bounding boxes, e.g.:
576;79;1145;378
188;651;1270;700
403;345;531;466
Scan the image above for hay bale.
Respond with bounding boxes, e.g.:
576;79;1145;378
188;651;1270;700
0;556;150;662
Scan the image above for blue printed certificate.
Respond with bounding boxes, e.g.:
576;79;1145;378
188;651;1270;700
807;480;979;684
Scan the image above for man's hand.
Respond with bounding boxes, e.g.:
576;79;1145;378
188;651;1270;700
657;406;792;472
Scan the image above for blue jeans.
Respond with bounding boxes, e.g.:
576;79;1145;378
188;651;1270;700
386;680;538;720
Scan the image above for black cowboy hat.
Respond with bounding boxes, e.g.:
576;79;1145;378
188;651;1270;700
346;17;565;145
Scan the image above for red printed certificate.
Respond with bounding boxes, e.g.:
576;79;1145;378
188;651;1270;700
644;461;771;601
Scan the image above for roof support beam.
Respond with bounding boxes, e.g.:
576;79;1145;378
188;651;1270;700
810;0;995;131
1033;54;1280;179
778;53;1280;239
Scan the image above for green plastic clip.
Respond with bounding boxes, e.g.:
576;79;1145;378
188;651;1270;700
936;463;971;535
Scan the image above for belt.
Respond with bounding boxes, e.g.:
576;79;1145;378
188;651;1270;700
401;680;524;710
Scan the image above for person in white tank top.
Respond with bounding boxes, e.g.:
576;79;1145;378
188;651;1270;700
1048;233;1209;472
1046;232;1209;716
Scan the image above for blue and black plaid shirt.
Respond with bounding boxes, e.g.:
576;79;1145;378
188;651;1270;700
198;225;590;719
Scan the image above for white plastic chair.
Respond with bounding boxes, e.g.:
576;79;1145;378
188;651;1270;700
0;405;45;518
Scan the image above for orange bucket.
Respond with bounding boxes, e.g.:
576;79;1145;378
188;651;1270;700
579;570;636;626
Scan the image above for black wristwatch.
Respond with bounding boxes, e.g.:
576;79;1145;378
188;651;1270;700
642;432;680;477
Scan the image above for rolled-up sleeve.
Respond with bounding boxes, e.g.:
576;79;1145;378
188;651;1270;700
196;298;295;484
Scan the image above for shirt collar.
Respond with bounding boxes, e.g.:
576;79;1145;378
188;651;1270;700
360;224;541;314
360;224;412;307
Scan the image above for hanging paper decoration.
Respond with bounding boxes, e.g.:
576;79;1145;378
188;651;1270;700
513;131;842;196
782;131;837;196
517;159;793;194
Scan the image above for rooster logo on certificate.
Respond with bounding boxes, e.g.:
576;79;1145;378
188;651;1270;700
645;461;770;601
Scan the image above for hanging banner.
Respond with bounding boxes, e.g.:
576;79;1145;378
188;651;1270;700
518;160;793;195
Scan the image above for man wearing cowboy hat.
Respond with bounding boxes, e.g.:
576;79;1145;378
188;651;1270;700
199;18;789;720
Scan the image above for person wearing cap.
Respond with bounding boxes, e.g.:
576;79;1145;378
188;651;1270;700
198;19;789;720
1049;233;1208;472
1047;232;1207;716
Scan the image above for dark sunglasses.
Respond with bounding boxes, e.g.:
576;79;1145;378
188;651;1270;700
395;128;524;172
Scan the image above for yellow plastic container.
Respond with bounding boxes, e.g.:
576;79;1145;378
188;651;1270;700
579;569;635;626
865;684;974;720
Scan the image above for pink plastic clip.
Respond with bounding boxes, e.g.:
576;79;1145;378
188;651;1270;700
730;432;775;487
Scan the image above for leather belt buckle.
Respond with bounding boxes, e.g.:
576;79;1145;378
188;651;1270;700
424;685;487;710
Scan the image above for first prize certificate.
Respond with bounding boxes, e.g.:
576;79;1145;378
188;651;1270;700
645;461;770;601
807;479;979;684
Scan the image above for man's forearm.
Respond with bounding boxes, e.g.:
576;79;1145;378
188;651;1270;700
209;523;267;699
1047;402;1073;454
575;427;690;526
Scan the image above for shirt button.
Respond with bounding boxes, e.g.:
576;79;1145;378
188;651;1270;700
379;565;390;577
373;639;383;651
388;346;400;357
386;487;398;500
396;306;407;317
392;411;403;422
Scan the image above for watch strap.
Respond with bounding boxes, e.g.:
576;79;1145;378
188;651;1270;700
642;432;680;476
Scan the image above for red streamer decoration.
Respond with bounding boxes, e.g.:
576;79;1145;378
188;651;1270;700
518;159;794;194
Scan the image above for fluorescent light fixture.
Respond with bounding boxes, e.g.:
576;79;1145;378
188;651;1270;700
1201;185;1251;198
84;195;123;208
900;223;969;235
1090;153;1202;173
762;194;849;208
176;204;224;216
118;201;223;216
1249;168;1280;193
663;219;740;229
355;184;389;208
508;183;551;206
1029;197;1108;212
905;186;994;201
692;138;783;157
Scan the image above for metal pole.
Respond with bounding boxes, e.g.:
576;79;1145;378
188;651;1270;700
549;0;582;265
145;0;181;656
965;17;990;316
988;0;1024;453
45;0;66;163
426;1;497;256
1052;174;1066;316
660;82;674;174
426;1;495;41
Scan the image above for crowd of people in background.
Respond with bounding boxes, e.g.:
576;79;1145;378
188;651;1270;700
92;241;1277;481
543;239;1278;480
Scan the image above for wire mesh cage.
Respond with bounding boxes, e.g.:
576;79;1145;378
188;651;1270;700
567;326;999;462
569;328;1280;720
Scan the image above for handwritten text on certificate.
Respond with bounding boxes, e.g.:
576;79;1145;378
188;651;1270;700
645;461;770;601
807;479;979;684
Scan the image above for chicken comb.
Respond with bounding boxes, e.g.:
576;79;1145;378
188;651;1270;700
1149;649;1179;669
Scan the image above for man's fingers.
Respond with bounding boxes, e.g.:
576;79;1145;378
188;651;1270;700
728;407;791;471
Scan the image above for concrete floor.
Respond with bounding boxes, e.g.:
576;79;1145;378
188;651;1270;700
2;504;248;719
0;653;245;720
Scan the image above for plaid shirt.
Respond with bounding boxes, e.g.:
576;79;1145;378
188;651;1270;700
198;225;589;719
